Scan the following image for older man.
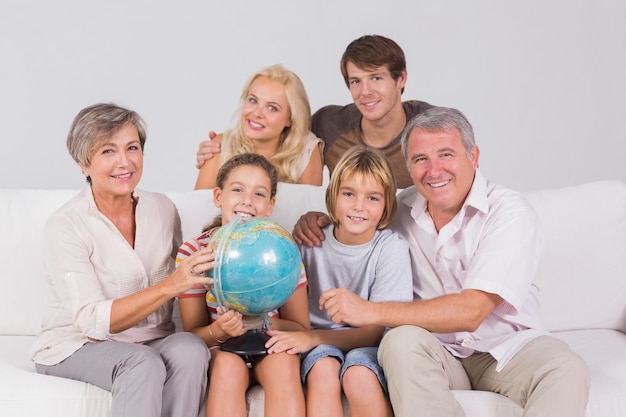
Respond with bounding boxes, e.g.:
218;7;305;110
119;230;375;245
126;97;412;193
293;106;590;417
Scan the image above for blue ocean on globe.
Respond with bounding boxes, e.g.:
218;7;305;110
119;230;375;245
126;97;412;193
209;215;301;316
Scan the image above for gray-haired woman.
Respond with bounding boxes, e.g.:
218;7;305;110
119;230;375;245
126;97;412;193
30;103;215;417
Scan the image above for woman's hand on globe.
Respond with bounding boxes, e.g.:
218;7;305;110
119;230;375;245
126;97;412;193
168;249;215;296
264;330;314;355
215;308;246;338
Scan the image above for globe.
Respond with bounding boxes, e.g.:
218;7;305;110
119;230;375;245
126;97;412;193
208;214;301;317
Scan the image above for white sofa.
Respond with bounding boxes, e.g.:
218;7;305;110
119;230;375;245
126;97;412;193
1;180;625;417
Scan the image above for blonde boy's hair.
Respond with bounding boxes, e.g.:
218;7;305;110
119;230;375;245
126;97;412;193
325;146;397;229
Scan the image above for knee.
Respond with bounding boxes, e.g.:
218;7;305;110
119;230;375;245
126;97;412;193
161;333;210;377
548;347;590;390
118;345;166;385
307;357;342;392
379;325;431;364
264;353;301;381
210;351;248;381
342;366;380;399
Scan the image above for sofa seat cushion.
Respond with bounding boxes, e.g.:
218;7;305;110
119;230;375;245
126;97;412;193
451;390;521;417
554;329;626;417
245;378;523;417
0;336;111;417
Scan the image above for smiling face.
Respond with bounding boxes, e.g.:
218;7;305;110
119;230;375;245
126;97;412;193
406;127;479;221
333;172;386;245
214;164;276;224
241;76;292;146
346;61;406;125
78;123;143;202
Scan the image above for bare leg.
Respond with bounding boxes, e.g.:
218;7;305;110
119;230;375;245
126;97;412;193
206;349;250;417
305;357;343;417
343;365;392;417
254;352;305;417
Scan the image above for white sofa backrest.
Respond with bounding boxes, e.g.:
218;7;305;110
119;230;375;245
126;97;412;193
0;189;80;335
0;183;327;336
1;180;624;338
524;180;626;333
165;183;328;244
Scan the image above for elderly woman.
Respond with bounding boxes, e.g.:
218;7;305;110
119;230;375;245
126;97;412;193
29;103;214;417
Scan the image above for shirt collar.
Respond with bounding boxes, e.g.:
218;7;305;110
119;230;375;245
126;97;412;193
399;168;490;222
463;169;489;215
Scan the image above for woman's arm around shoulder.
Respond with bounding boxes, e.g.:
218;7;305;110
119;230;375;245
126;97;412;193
296;133;324;186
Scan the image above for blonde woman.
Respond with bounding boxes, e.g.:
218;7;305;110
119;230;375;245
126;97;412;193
194;64;324;189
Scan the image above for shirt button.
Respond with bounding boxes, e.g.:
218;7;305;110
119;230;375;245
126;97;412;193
445;284;455;291
462;340;471;347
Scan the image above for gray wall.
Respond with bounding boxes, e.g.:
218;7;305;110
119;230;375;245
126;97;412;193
1;0;624;192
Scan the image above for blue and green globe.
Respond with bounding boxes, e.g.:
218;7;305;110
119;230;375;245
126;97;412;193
209;215;301;316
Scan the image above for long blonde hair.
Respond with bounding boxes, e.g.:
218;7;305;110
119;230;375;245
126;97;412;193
220;64;311;183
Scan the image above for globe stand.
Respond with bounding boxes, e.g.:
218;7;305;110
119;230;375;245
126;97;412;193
220;329;270;356
220;314;271;356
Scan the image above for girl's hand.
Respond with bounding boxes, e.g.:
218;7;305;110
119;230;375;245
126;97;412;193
215;307;246;338
265;330;314;355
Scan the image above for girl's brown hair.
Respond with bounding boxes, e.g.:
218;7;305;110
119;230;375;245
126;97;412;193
203;153;278;232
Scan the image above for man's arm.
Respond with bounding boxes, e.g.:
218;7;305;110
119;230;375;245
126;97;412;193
321;288;503;333
292;211;330;247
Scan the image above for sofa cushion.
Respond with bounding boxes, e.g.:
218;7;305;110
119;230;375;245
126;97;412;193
0;189;80;335
0;183;327;336
524;180;626;333
165;183;327;243
554;329;626;416
0;335;111;417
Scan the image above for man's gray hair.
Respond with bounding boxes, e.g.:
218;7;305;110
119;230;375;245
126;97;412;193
400;106;476;161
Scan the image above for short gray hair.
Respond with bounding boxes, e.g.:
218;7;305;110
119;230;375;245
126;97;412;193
400;106;476;162
66;103;147;169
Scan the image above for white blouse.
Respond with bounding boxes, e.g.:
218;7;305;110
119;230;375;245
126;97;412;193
30;187;182;366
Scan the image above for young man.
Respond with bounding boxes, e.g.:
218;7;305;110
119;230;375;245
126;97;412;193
195;35;432;188
292;107;590;417
310;35;431;188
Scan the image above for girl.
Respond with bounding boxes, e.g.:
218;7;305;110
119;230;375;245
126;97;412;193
178;153;309;417
194;64;324;189
266;146;413;417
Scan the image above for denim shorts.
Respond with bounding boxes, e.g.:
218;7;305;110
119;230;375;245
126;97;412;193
301;344;388;395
